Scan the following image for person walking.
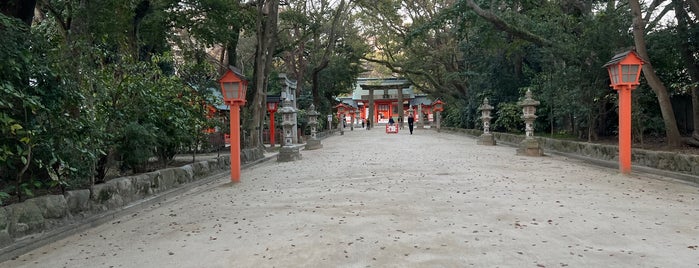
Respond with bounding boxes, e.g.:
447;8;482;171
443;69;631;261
407;114;415;134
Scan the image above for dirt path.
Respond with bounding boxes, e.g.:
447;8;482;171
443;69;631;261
2;128;699;267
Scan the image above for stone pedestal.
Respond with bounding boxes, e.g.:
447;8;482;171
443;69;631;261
477;133;496;146
516;138;543;156
278;145;303;162
305;139;322;150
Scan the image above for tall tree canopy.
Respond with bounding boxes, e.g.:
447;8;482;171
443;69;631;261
356;0;699;146
1;0;698;205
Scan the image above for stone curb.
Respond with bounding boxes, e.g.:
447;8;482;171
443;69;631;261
440;128;699;186
0;152;278;263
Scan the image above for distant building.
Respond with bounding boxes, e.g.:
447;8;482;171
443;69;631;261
337;78;438;126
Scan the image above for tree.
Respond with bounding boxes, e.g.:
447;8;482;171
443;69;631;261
249;0;280;148
672;0;699;143
0;0;229;204
630;0;682;147
277;0;365;114
167;0;255;70
308;0;347;107
357;0;470;99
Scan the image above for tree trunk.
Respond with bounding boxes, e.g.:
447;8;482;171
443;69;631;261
673;0;699;141
309;0;346;107
629;0;683;147
311;60;328;107
291;2;307;100
226;29;240;67
130;0;150;60
250;0;279;148
289;29;306;102
219;46;227;74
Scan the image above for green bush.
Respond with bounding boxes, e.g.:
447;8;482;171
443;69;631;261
493;102;524;133
118;122;158;173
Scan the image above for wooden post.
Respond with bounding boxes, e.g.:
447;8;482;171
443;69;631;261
618;85;632;174
230;105;241;183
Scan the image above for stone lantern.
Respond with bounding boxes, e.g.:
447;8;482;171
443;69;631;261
334;103;346;135
477;98;496;146
432;99;444;132
349;108;356;131
278;99;302;162
516;89;543;156
305;104;322;150
327;114;332;134
417;104;424;129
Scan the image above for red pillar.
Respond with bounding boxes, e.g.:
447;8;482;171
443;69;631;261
230;104;241;183
269;111;276;147
618;86;632;174
373;102;378;123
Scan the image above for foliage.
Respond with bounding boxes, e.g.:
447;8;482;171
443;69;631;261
118;122;158;172
442;98;474;129
1;0;226;204
354;0;699;144
277;0;367;116
492;102;523;133
2;0;698;205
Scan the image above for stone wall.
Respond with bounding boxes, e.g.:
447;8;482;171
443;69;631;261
0;156;228;249
0;148;265;261
443;128;699;183
0;148;264;253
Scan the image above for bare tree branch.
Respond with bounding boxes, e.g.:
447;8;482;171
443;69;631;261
645;1;674;31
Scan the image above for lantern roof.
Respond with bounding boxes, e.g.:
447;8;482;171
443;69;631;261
266;94;281;104
220;66;246;83
478;98;494;111
278;99;297;114
306;104;320;116
518;89;540;107
602;50;645;68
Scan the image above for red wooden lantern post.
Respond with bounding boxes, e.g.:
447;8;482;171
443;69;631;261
432;99;444;132
219;68;247;183
267;101;279;147
603;50;645;174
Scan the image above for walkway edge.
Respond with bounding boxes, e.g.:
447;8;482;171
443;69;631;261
0;153;278;263
483;132;699;186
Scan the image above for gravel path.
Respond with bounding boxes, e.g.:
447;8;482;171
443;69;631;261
2;127;699;268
